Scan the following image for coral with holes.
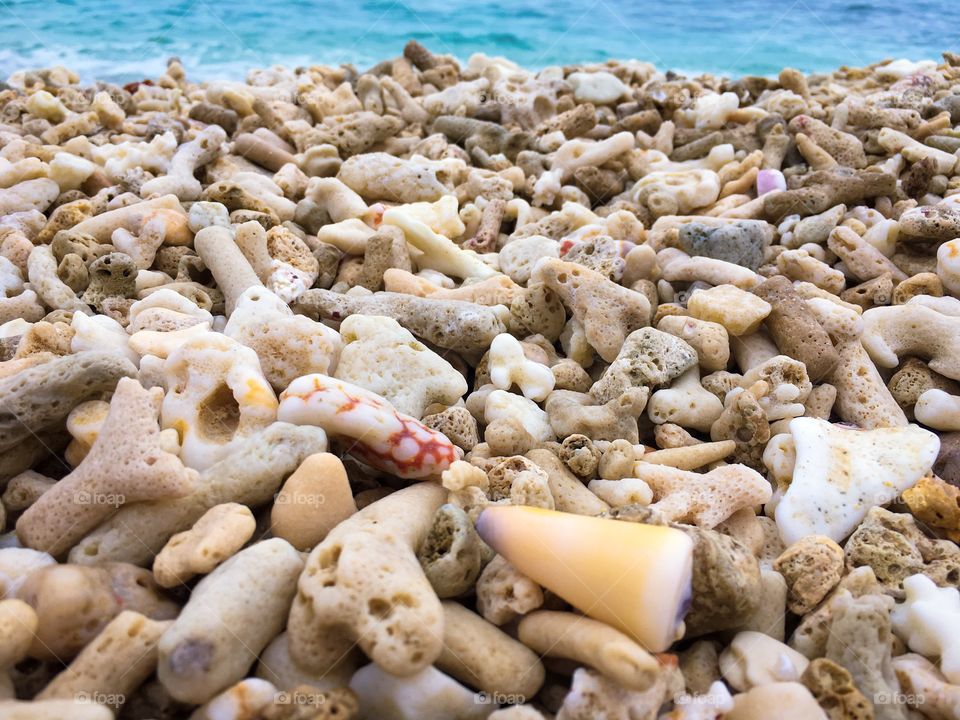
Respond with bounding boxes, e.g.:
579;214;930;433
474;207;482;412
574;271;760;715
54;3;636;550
288;482;447;676
161;331;278;471
16;377;197;557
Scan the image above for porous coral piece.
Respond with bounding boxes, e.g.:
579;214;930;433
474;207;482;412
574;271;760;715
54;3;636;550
801;658;875;720
658;247;762;289
774;535;846;614
152;502;256;587
588;477;654;507
825;591;905;720
844;507;960;597
752;275;839;382
484;388;553;447
14;319;73;358
236;222;320;302
591;326;698;403
877;127;957;173
892;653;960;720
27;244;90;313
417;503;486;598
296;289;507;353
640;440;737;470
280;374;460;478
709;381;771;469
69;423;327;566
776;417;938;544
861;302;960;381
902;475;960;539
741;354;812;422
288;482;447;676
16;377;197;557
359;225;412;291
162;331;278;470
829;336;907;429
525;447;609;515
893;272;942;305
141;124;226;200
634;463;772;529
337;152;460;203
827;226;907;284
788;114;867;168
2;470;55;513
38;610;171;710
334;314;466;418
888;358;959;410
201;172;295;223
841;273;894;310
900;204;960;242
559;434;602;478
0;352;130;455
159;538;304;704
679;640;722;696
531;257;650;362
0;178;59;215
422;406;479;451
677;521;763;638
499;235;560;285
71;194;191;245
476;554;544;625
763;169;895;223
224;286;342;392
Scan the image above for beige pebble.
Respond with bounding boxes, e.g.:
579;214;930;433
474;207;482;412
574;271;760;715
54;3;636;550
271;452;358;551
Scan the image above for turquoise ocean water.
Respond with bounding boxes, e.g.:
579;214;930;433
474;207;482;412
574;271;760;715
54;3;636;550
0;0;955;82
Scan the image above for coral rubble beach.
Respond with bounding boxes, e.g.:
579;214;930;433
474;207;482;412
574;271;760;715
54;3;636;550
0;40;960;719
